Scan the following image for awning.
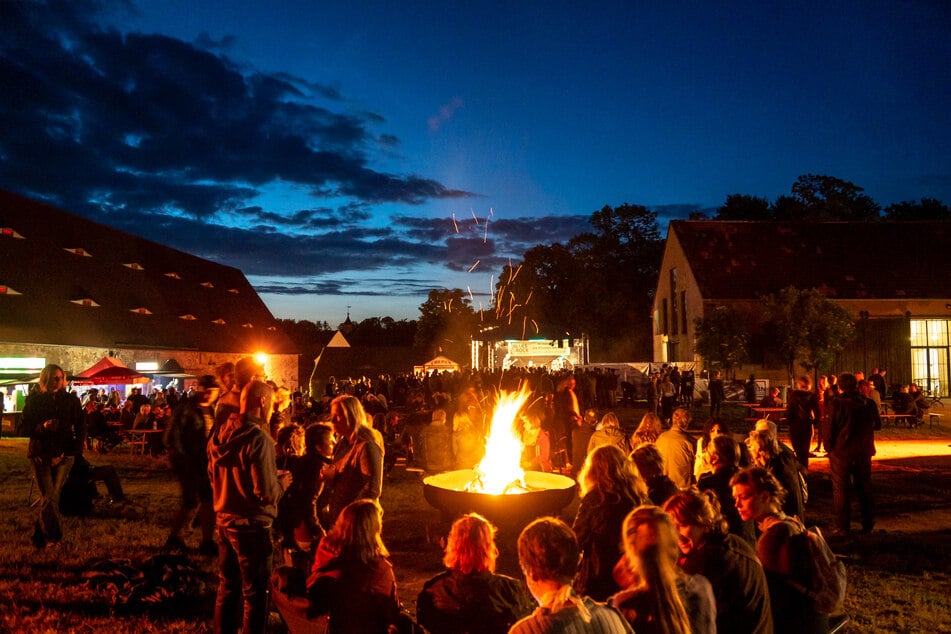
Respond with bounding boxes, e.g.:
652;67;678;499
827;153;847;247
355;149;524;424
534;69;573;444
140;358;196;379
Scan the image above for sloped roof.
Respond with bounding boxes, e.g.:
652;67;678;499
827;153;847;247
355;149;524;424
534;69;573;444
0;189;297;354
670;220;951;300
313;343;430;380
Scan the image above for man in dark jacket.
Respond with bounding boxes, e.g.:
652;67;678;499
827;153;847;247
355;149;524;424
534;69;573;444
825;372;881;536
209;379;286;634
164;375;218;554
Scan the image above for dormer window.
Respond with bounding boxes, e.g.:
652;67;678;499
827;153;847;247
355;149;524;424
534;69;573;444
211;318;226;325
266;326;277;331
0;285;23;295
71;297;101;307
228;288;240;294
201;281;215;288
65;247;92;257
242;323;254;329
179;314;197;320
164;272;182;279
130;306;153;315
123;262;145;271
1;227;25;239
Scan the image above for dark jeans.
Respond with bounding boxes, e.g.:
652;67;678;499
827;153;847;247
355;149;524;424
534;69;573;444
789;421;813;469
215;521;274;634
829;452;874;533
30;455;73;543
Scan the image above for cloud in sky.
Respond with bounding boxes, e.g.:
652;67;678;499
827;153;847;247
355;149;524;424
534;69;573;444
0;1;692;321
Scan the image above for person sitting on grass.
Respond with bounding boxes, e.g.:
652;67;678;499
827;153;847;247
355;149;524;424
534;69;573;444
609;505;716;634
306;498;401;631
509;516;633;634
417;513;534;634
663;488;772;634
731;467;829;634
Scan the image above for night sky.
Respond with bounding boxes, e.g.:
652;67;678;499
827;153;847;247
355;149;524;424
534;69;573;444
2;0;949;322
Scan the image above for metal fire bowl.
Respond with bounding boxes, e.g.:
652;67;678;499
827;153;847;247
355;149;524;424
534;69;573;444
423;469;577;525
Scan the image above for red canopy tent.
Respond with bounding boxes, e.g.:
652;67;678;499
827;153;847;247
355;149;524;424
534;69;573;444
74;357;149;385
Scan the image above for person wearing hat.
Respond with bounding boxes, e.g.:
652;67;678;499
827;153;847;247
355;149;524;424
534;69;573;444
163;374;219;555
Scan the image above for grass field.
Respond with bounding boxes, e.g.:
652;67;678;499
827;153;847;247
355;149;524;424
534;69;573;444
1;403;950;633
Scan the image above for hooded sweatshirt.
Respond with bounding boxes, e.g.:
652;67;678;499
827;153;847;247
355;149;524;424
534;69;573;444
208;413;282;525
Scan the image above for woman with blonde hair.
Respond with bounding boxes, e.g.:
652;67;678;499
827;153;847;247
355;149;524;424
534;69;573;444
306;498;401;631
325;394;385;525
629;411;663;448
417;513;533;633
572;445;648;601
610;506;716;634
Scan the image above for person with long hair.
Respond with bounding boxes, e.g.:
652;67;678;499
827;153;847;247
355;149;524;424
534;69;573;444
417;513;534;633
23;364;84;548
324;394;385;526
609;506;716;634
305;498;401;631
663;488;772;633
731;467;829;634
629;411;663;448
572;445;648;601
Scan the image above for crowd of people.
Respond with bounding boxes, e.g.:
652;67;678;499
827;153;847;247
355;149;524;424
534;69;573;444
20;358;900;633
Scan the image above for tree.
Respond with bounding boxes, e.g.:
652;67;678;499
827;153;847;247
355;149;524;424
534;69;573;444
763;287;855;385
784;174;881;221
415;288;479;363
884;198;951;221
487;203;663;360
693;306;750;377
714;194;772;220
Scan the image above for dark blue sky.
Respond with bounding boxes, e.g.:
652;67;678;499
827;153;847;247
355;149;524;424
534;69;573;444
2;1;949;321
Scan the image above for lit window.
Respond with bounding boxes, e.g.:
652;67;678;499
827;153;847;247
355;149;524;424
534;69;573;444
0;285;22;295
123;262;145;271
64;247;92;257
201;281;214;288
242;323;254;329
211;318;226;325
71;297;101;307
1;227;25;239
164;272;182;279
179;314;197;320
130;307;153;315
228;288;240;294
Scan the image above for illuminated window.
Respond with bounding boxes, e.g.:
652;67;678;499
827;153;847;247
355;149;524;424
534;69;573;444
123;262;145;270
0;285;22;295
130;307;153;315
71;297;101;307
1;227;25;239
64;247;92;257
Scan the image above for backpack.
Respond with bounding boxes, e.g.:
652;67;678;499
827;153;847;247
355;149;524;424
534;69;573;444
787;518;847;614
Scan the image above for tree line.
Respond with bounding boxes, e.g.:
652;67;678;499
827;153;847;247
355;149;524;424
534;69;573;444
279;174;949;367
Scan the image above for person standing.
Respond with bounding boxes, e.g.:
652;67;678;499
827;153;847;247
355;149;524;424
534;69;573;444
708;371;725;419
825;372;880;536
786;376;821;469
323;394;384;527
655;408;696;489
23;364;84;548
208;379;286;634
553;376;582;471
164;374;219;555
